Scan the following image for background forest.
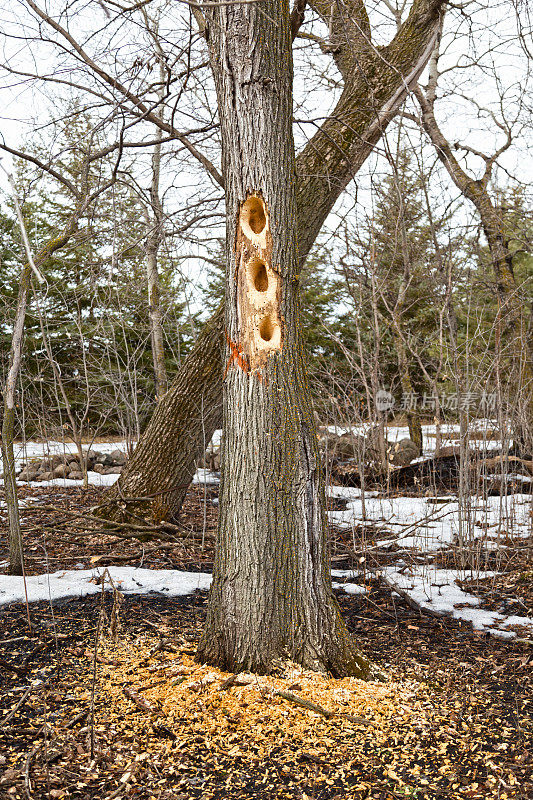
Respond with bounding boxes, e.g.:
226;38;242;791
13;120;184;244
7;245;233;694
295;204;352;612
2;142;531;442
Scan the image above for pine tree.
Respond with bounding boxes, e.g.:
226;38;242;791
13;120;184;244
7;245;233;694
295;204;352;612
0;115;194;438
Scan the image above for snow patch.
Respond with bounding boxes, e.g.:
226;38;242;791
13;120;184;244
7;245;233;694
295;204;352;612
327;493;532;551
380;566;533;639
342;583;368;596
0;567;212;607
191;469;220;486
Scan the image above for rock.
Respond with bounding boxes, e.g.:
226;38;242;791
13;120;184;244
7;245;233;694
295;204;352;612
202;450;220;471
336;433;366;460
317;431;341;460
53;463;69;478
389;438;419;466
19;468;38;482
85;450;99;469
318;430;375;462
36;471;53;481
436;445;461;458
318;430;339;446
103;466;123;475
64;453;79;463
92;463;105;474
68;471;83;481
366;426;389;454
110;449;127;466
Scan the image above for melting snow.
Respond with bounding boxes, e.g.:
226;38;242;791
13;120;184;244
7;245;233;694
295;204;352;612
329;494;532;550
0;567;212;607
1;428;531;642
380;566;533;639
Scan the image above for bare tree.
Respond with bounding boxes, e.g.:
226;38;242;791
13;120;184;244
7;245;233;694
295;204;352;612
142;8;171;399
413;19;533;452
1;176;86;574
98;0;445;522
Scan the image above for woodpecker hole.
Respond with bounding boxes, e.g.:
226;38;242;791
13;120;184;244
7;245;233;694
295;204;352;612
248;257;269;292
237;193;281;367
259;316;275;342
240;196;267;240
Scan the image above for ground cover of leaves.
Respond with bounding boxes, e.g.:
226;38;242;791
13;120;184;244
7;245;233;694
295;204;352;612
1;587;531;800
1;484;532;798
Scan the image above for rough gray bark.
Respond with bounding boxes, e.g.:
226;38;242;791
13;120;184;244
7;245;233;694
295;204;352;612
196;0;368;677
99;0;444;523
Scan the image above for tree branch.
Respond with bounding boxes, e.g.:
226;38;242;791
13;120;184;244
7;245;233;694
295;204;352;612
294;0;445;260
24;0;224;187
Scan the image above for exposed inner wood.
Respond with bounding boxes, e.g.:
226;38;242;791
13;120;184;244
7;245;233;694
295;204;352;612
236;194;282;371
248;257;268;292
240;195;268;243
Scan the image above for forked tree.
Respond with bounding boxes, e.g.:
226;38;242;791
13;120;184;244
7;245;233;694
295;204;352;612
98;0;444;524
195;0;370;676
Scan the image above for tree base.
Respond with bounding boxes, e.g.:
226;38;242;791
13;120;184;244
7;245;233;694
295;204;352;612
197;600;373;680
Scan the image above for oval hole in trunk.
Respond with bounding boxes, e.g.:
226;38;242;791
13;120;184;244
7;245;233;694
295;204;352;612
240;196;267;238
248;258;268;292
259;316;275;342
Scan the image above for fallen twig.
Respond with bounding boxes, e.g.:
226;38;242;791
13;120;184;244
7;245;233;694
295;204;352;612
0;636;37;645
341;712;372;726
219;673;239;690
24;740;43;799
123;686;161;714
0;685;34;728
371;570;446;620
274;691;333;718
152;722;177;740
62;709;89;729
0;658;27;676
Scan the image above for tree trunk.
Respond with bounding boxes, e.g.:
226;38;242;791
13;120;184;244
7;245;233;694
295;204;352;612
196;0;368;678
145;58;168;400
97;305;224;522
99;0;444;523
394;331;423;454
1;265;30;575
1;198;80;574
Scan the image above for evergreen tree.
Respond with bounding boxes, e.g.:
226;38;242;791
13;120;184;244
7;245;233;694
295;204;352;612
0;115;194;438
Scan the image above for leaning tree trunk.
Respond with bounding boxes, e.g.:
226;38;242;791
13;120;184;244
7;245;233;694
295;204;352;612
97;305;224;522
98;0;444;523
196;0;368;677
